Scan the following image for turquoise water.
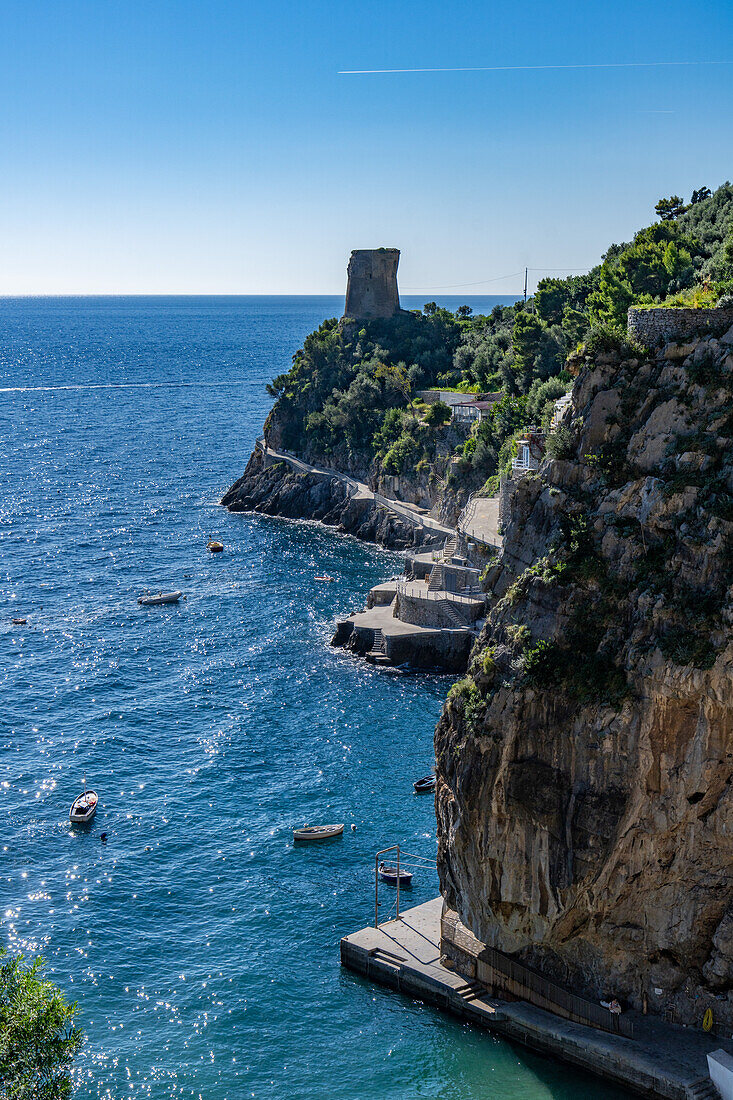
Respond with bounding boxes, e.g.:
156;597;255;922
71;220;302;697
0;296;627;1098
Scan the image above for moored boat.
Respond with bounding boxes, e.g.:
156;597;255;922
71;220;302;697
314;575;334;582
378;862;413;886
69;777;98;825
138;591;183;606
293;823;344;842
413;774;436;794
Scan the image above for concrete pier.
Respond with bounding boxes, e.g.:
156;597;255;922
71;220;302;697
340;898;726;1100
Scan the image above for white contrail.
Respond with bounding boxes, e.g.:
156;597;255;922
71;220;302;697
339;60;729;75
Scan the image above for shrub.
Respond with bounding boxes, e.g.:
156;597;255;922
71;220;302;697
524;640;563;686
423;400;452;426
658;627;718;669
546;425;576;460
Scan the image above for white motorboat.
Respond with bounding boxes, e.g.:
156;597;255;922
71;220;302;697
137;591;183;606
293;823;344;842
69;777;98;825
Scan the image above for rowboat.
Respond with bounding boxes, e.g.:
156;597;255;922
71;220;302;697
293;823;344;842
378;862;413;886
138;591;183;606
11;618;27;626
207;540;224;553
413;774;436;794
70;777;98;825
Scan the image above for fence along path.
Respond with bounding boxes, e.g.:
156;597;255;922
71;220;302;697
457;491;502;549
256;438;456;539
442;909;634;1039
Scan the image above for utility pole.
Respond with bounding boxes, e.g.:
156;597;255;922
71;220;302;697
524;267;528;303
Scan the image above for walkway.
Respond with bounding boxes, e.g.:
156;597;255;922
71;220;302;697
341;899;728;1100
257;439;456;539
458;493;502;549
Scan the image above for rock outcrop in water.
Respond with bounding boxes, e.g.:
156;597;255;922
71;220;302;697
221;446;431;550
435;327;733;1030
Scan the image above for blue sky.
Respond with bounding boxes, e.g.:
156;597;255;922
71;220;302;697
0;0;731;294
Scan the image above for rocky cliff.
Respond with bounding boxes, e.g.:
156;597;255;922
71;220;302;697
221;446;432;550
435;328;733;1029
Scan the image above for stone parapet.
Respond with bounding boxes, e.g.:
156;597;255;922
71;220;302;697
627;305;733;347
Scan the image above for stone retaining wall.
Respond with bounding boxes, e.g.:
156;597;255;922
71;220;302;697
627;305;733;347
396;592;480;628
498;475;517;530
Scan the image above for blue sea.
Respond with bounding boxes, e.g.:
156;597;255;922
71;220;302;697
0;296;627;1099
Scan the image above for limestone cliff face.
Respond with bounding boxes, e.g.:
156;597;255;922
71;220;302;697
221;446;431;550
435;330;733;1029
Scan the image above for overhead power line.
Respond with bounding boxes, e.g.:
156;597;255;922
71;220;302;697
403;265;591;292
339;60;731;75
402;270;524;291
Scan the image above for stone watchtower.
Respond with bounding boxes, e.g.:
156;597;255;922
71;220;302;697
343;248;402;320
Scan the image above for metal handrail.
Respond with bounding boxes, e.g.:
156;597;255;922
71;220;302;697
396;578;483;604
375;845;402;927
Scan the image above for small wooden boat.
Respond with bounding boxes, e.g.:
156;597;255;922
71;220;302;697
293;823;344;842
138;591;182;606
413;774;436;794
207;540;224;553
314;575;334;582
379;862;413;886
11;618;27;626
69;777;98;825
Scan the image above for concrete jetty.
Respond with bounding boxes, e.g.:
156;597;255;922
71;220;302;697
341;898;726;1100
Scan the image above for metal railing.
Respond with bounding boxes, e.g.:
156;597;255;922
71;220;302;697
374;846;438;927
375;845;402;926
457;491;502;550
396;579;483;604
442;911;634;1039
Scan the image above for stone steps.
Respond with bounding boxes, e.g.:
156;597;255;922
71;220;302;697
428;565;443;592
686;1078;719;1100
442;600;467;629
453;979;487;1003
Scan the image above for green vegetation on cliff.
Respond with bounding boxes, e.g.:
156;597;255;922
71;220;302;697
265;182;733;489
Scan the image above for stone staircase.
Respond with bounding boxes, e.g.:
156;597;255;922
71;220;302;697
453;978;488;1004
366;628;392;666
442;600;468;629
428;564;444;592
441;537;457;561
686;1077;720;1100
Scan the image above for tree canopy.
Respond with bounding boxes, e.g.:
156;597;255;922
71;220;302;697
264;182;733;489
0;950;82;1100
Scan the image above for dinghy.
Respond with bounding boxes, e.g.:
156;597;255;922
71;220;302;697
207;540;224;553
293;823;344;842
11;618;27;626
69;777;98;825
413;774;436;794
378;862;413;886
137;591;183;606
